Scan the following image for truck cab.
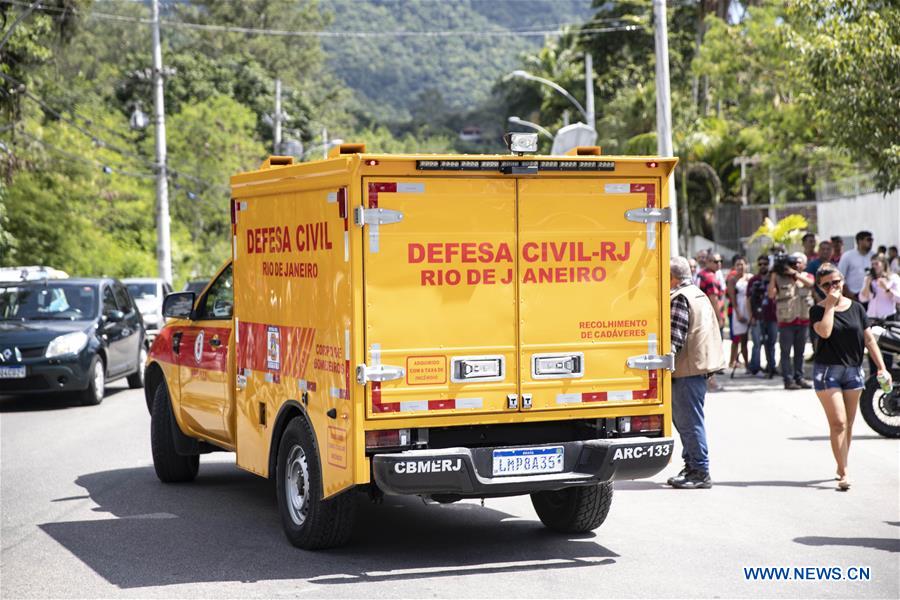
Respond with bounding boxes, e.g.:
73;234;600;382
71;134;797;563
145;144;677;549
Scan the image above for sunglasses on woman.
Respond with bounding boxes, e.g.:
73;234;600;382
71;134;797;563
820;279;843;290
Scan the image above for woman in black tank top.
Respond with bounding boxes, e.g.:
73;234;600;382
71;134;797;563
810;264;891;491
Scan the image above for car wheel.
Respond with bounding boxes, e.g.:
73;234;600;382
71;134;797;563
150;383;199;483
79;356;105;406
127;345;148;389
531;482;613;533
275;417;356;549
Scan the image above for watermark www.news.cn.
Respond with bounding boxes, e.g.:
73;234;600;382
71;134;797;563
743;566;872;581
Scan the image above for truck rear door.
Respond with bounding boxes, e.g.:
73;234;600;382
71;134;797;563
361;177;519;418
516;177;666;411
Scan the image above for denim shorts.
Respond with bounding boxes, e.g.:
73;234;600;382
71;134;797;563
812;363;866;391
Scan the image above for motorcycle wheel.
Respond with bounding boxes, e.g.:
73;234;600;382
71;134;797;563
860;374;900;438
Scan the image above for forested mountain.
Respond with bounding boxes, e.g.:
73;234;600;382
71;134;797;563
1;0;895;283
322;0;593;121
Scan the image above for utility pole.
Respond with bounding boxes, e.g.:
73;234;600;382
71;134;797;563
733;155;761;206
653;0;680;257
584;53;595;131
274;78;282;155
151;0;172;284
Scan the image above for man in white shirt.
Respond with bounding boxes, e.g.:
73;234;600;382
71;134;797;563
838;230;875;301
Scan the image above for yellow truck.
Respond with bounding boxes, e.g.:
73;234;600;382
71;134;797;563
145;141;677;549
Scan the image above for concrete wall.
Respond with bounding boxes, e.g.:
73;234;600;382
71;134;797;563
816;190;900;248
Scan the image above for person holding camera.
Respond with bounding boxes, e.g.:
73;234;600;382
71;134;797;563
858;255;900;371
811;263;891;490
768;252;815;389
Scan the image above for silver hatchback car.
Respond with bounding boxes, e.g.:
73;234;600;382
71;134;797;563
123;278;172;340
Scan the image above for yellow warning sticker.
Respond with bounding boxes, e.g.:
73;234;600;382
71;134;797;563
327;426;347;468
406;355;447;385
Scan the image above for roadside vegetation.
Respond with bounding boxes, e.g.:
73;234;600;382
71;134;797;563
1;0;895;284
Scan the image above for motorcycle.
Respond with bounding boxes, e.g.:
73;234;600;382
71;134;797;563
861;319;900;438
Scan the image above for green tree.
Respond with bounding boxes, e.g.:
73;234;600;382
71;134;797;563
785;0;900;192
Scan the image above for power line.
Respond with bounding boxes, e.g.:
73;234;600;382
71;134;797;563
0;0;641;38
9;129;155;179
8;129;228;210
0;70;229;193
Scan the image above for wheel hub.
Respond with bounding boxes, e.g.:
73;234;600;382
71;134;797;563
285;445;310;526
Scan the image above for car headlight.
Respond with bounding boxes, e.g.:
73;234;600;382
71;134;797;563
45;332;89;358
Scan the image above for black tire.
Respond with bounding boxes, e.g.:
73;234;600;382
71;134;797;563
531;482;613;533
150;383;199;482
127;345;148;389
275;417;356;549
79;356;105;406
860;375;900;438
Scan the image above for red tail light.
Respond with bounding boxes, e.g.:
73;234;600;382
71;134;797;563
365;429;410;449
629;415;662;433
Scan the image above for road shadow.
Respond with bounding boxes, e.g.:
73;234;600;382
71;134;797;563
613;481;667;491
788;435;891;442
714;479;835;489
0;386;130;413
794;536;900;553
39;463;620;589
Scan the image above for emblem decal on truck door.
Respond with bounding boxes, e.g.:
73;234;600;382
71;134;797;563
266;326;281;371
194;331;204;364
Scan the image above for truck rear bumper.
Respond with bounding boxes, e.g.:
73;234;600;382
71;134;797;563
372;437;674;497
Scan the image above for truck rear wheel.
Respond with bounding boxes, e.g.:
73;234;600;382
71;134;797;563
150;384;199;483
276;417;356;549
531;482;613;533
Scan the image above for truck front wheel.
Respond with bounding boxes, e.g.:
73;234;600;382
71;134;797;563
150;384;199;483
276;417;356;549
531;482;613;533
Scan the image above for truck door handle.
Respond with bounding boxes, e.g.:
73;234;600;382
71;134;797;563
209;336;221;348
172;331;183;355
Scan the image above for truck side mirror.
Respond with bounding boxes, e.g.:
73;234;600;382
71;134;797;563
104;309;125;323
163;292;195;319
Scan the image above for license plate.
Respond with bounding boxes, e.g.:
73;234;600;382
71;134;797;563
0;366;26;379
492;446;564;477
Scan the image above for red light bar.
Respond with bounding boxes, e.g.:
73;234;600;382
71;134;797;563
646;161;659;168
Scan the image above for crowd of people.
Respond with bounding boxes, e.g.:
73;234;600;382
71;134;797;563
667;230;898;491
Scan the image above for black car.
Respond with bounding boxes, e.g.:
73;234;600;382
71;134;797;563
0;278;147;405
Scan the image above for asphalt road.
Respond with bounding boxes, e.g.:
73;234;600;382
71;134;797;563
2;375;898;599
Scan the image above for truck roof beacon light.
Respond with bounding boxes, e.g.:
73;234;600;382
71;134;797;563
504;132;539;155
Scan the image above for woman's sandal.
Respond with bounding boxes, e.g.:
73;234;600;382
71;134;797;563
837;477;851;491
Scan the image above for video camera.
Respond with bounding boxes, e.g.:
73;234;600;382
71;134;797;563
772;252;801;277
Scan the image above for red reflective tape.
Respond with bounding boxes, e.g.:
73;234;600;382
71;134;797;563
167;326;231;372
149;326;176;365
582;391;608;402
344;359;351;396
368;182;397;208
237;321;316;379
428;399;455;411
338;187;349;231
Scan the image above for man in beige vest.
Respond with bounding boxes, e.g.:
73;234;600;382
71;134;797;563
767;252;814;390
666;256;726;489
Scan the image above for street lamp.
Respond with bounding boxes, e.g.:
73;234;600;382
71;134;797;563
508;60;595;132
129;102;149;131
507;116;553;140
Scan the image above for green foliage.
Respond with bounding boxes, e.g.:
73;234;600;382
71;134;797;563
349;125;453;155
749;215;810;250
785;0;900;192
